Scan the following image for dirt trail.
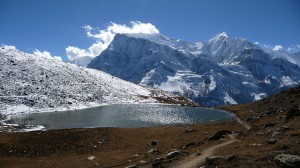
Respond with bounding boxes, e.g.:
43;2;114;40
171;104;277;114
171;134;238;168
236;117;251;130
170;117;251;168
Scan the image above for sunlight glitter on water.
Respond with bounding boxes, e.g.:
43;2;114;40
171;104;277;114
6;104;235;130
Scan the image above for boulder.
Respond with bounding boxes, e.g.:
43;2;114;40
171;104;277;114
139;160;147;164
205;156;227;167
277;126;292;132
264;123;275;128
208;130;232;140
227;155;238;161
274;154;300;168
152;160;163;167
272;132;282;138
86;156;95;161
267;139;277;144
185;129;196;133
150;140;159;146
166;150;181;159
182;142;198;149
286;108;300;120
148;148;159;154
266;110;277;115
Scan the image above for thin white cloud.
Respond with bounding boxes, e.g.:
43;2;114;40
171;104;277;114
253;42;293;53
33;49;62;61
256;42;300;53
66;21;160;60
272;45;283;51
287;44;300;53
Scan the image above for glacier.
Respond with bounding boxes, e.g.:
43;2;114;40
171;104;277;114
87;33;300;106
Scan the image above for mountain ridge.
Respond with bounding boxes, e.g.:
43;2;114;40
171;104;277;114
87;33;300;106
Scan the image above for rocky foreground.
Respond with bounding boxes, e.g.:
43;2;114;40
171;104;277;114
0;86;299;168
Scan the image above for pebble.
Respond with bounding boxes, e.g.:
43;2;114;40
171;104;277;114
148;148;159;153
185;129;196;133
87;156;95;161
133;154;139;157
139;160;147;163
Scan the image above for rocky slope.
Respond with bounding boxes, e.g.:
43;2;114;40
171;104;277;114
87;33;300;106
0;46;196;118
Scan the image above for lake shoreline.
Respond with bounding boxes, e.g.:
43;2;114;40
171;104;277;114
1;86;299;167
1;104;234;132
0;101;199;131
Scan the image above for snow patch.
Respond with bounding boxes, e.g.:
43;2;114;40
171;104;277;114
140;69;156;86
251;93;267;101
223;93;237;105
264;78;271;84
281;76;296;86
158;74;191;95
209;76;216;91
242;82;255;86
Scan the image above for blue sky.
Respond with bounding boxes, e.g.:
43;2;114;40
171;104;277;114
0;0;299;60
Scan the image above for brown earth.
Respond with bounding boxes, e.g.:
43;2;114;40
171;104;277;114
0;85;299;168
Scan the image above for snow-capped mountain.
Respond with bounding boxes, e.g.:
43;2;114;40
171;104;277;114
207;32;261;63
0;46;195;116
264;49;300;65
87;33;300;106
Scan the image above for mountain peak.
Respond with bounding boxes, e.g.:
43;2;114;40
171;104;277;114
212;32;229;40
218;32;229;37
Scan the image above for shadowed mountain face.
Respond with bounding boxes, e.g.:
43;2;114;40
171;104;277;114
88;33;300;106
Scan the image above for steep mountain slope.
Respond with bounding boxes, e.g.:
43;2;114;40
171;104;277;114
88;33;300;106
263;48;300;65
88;34;196;85
0;46;195;117
207;32;261;63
